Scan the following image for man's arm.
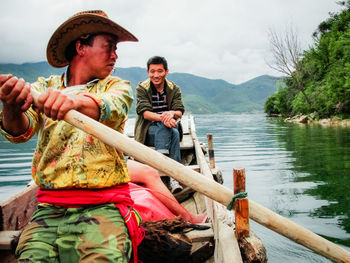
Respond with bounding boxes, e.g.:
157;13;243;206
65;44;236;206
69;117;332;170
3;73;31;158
170;110;183;120
168;84;184;121
143;110;161;122
80;78;133;131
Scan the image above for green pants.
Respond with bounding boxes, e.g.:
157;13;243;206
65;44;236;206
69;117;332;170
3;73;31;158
16;203;132;263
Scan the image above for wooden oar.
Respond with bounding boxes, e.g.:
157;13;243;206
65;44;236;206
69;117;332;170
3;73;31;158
30;90;350;263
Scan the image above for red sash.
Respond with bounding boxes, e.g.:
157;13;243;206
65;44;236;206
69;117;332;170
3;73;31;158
37;183;144;263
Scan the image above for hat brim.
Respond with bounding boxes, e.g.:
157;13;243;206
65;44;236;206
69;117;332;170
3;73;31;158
47;13;138;68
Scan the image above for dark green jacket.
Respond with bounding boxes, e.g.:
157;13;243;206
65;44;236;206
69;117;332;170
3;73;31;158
134;79;185;144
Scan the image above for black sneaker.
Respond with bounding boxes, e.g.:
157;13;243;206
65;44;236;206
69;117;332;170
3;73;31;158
169;178;183;194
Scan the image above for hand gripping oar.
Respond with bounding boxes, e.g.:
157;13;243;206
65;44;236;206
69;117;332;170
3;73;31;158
30;89;350;263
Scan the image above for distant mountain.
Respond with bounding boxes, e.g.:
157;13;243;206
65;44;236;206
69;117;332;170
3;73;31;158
0;61;280;114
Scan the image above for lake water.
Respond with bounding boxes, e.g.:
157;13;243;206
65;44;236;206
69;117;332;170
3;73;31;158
1;113;350;262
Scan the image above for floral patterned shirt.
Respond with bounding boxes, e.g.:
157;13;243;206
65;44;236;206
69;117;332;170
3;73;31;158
0;73;133;189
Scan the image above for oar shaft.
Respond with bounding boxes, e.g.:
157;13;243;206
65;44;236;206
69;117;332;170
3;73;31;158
249;200;350;263
63;109;350;263
29;89;350;263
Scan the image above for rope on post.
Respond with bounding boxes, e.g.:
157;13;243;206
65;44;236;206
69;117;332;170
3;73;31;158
227;192;248;210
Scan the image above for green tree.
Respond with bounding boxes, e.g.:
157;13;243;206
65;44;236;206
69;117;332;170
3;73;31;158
265;1;350;117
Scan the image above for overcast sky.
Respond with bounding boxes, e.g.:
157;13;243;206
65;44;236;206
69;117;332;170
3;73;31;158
0;0;343;84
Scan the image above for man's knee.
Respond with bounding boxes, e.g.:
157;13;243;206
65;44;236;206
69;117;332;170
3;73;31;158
16;224;59;262
142;164;160;181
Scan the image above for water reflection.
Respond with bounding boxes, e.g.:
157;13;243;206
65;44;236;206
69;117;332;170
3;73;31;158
273;121;350;246
0;135;36;200
194;113;350;262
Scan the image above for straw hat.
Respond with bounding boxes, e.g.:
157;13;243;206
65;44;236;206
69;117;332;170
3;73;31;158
47;10;138;68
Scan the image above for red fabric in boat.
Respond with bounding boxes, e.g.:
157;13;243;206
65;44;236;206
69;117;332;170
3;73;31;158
129;183;175;221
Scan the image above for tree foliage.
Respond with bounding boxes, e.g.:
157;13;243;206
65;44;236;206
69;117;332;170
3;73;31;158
265;1;350;118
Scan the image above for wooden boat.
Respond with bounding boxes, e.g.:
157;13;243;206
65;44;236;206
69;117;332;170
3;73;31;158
1;109;350;263
0;115;267;263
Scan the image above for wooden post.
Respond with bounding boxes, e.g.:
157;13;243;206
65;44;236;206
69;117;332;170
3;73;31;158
234;168;249;240
207;134;215;168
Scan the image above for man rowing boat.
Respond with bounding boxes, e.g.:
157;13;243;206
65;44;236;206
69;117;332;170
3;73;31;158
0;10;141;262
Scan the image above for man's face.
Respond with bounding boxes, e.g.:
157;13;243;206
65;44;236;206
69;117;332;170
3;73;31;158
83;34;118;79
147;64;168;87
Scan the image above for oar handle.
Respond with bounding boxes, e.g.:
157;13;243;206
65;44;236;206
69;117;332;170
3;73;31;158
29;88;350;263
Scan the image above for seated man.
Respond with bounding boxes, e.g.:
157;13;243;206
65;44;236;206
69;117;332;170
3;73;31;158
134;56;184;193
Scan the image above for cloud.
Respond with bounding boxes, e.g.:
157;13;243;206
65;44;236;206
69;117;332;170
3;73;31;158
0;0;342;84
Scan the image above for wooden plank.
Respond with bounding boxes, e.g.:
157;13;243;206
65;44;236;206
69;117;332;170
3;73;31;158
175;186;195;203
180;134;194;150
0;183;38;231
0;230;21;250
181;196;197;214
186;227;214;242
192;192;207;214
212;202;243;263
191;241;215;263
181;115;190;135
217;222;243;263
190;115;214;220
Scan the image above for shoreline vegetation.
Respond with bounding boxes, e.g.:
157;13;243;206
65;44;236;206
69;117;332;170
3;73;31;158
264;2;350;121
268;113;350;127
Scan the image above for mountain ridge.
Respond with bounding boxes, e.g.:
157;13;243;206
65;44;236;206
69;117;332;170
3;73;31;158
0;61;280;114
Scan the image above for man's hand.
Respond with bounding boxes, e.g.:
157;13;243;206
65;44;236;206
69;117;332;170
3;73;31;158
163;118;177;128
160;111;174;123
143;110;179;128
160;111;178;128
34;88;100;121
34;88;80;121
0;74;33;136
0;74;33;112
